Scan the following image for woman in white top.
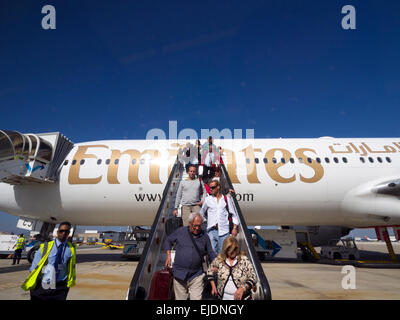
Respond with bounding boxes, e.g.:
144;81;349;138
207;236;257;300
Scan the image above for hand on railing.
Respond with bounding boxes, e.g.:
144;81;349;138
231;225;238;237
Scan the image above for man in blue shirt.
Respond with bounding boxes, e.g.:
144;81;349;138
165;213;216;300
28;221;75;300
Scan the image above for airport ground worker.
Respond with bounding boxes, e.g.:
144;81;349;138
12;233;25;265
21;221;76;300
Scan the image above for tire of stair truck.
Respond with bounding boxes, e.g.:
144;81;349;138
27;245;40;264
301;253;308;262
257;252;265;262
333;252;342;260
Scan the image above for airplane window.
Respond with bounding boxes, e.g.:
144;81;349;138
333;157;338;163
325;157;330;163
307;157;312;163
342;157;348;163
290;158;294;163
263;158;268;164
377;157;382;163
72;160;77;165
272;157;277;164
360;157;365;163
386;157;392;163
114;159;119;165
80;159;85;165
255;158;259;164
316;158;321;163
132;159;137;165
64;160;69;166
246;158;251;164
368;157;374;163
281;158;286;163
97;159;102;165
106;159;110;165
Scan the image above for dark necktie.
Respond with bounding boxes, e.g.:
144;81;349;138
54;242;64;271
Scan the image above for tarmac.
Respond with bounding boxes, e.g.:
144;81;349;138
0;242;399;300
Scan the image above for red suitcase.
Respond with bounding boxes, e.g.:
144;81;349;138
148;268;173;300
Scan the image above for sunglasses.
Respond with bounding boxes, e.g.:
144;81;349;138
58;229;70;234
210;185;218;190
192;224;202;229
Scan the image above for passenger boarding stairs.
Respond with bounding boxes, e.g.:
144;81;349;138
127;159;272;300
0;130;73;185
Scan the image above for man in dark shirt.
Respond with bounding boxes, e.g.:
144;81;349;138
165;212;216;300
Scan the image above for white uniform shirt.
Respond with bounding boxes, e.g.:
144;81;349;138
200;195;239;236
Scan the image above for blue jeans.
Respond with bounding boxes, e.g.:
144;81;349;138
207;229;229;254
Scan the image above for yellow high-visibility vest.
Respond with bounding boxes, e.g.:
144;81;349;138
21;240;76;291
15;236;25;250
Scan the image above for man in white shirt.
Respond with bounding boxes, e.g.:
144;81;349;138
199;180;239;254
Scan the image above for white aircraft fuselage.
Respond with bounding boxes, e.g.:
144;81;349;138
0;138;400;228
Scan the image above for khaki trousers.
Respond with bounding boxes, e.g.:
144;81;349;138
181;205;201;226
173;273;204;300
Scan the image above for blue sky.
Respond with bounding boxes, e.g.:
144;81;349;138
0;1;399;235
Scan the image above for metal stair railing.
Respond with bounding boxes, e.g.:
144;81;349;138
220;163;272;300
127;159;183;300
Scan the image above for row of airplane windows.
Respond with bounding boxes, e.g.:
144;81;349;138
252;156;393;164
64;156;394;166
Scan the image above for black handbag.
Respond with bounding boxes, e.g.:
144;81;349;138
202;273;219;300
165;216;183;236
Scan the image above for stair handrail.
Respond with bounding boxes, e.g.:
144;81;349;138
127;157;181;299
220;163;272;300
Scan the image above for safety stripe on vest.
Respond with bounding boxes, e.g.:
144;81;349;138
21;241;54;291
